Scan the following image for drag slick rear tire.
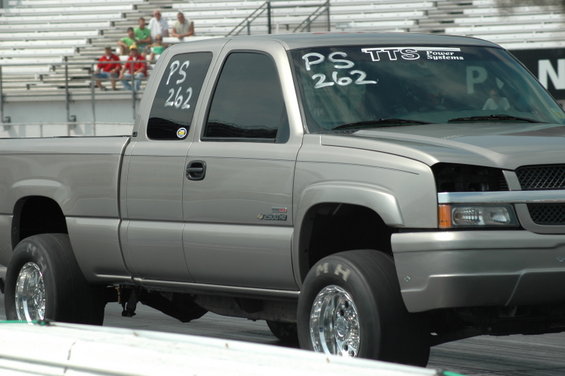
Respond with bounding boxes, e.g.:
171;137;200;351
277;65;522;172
297;250;430;366
4;234;106;325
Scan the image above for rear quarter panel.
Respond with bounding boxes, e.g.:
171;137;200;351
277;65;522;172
0;137;129;279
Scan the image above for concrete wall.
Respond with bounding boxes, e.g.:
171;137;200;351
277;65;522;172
1;96;139;136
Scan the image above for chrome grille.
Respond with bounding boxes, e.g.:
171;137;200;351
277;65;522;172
528;204;565;225
516;165;565;190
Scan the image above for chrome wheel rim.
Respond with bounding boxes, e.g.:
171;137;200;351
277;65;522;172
309;285;360;357
15;262;46;321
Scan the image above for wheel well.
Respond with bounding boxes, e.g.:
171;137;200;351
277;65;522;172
298;203;395;280
12;197;68;248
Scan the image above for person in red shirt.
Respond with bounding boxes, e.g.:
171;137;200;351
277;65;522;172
119;44;147;91
94;46;121;90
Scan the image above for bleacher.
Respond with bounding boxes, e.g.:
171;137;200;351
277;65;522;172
0;0;138;100
441;0;565;50
0;0;564;103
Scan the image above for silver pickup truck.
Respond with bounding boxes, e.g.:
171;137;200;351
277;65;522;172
2;32;565;366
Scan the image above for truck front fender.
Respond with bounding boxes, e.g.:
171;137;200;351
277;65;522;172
295;181;403;226
292;181;404;287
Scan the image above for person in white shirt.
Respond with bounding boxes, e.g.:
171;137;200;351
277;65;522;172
148;9;169;39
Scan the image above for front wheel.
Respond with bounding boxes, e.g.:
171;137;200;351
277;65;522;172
297;250;430;366
266;320;298;344
4;234;106;324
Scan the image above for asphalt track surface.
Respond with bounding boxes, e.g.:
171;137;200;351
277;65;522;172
1;294;564;375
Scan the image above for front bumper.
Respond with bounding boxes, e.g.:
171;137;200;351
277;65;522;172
392;230;565;312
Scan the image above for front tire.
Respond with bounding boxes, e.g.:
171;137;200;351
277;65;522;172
297;250;430;366
5;234;106;325
266;320;298;344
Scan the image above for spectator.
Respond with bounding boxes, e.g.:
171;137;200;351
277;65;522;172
94;46;120;90
148;9;169;39
117;27;137;55
119;45;147;91
170;11;194;41
148;34;167;62
135;17;152;53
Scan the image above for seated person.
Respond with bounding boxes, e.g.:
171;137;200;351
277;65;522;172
170;12;194;40
117;27;137;55
135;17;152;53
148;34;167;61
148;9;169;39
94;46;121;90
119;45;147;91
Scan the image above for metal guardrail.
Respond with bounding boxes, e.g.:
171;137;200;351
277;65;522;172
0;321;456;376
226;1;331;36
0;59;148;125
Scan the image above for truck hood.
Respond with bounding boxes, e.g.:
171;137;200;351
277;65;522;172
321;122;565;169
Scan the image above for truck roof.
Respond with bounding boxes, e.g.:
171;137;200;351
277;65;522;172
178;32;501;51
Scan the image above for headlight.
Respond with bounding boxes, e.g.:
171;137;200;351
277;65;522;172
439;204;518;229
432;163;508;192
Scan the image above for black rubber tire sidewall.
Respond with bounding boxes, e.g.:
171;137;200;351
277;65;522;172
297;250;429;366
266;320;299;344
4;234;105;325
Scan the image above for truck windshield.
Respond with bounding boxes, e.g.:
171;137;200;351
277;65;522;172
290;45;565;132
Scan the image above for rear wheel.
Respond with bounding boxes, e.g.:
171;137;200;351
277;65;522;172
297;250;430;366
5;234;106;324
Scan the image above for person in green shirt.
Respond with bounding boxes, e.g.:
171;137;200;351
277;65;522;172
117;27;137;55
134;17;152;54
148;34;168;62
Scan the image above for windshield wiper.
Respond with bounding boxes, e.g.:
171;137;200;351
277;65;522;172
333;118;431;130
448;114;543;123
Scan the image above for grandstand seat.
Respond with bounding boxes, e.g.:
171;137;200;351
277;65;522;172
0;48;78;58
0;13;126;23
0;40;90;49
0;4;135;16
446;22;564;35
0;21;113;32
8;0;143;6
0;30;102;40
454;13;564;26
463;5;562;16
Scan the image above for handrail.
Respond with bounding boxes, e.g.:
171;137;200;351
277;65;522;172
0;59;149;125
225;1;270;37
226;1;331;37
293;0;331;33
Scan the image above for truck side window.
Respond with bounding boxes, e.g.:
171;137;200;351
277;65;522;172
203;52;289;143
148;52;212;140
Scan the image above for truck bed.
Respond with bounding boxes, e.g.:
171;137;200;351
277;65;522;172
0;136;130;267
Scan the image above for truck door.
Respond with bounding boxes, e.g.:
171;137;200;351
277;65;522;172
121;52;213;281
182;50;301;290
